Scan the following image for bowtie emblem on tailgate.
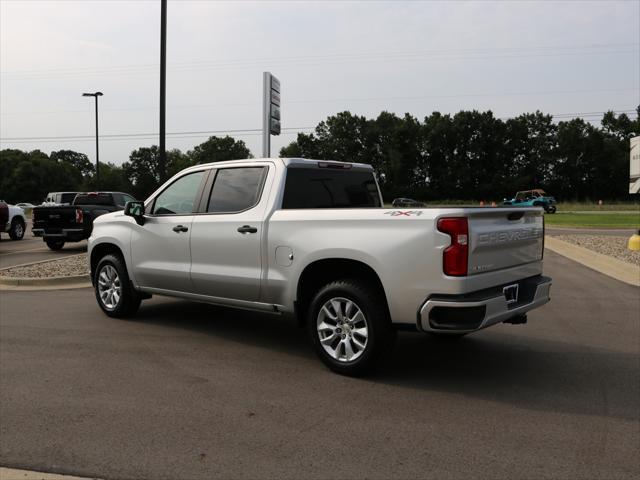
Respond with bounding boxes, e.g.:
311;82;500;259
503;284;519;304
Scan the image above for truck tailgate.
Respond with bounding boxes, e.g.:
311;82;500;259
32;206;79;230
467;208;544;275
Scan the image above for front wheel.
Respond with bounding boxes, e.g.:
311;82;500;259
94;254;141;318
307;279;395;376
45;239;65;250
9;219;25;240
546;205;557;214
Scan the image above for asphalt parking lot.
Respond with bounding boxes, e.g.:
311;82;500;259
0;221;87;269
0;250;638;480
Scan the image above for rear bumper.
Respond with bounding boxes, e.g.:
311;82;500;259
32;228;85;241
418;275;552;333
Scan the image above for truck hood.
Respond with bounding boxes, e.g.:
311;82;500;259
93;210;123;224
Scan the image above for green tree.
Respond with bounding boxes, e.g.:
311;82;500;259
504;111;557;192
187;136;252;165
83;162;132;194
50;150;94;178
0;149;80;203
122;146;190;199
280;132;322;159
601;106;640;140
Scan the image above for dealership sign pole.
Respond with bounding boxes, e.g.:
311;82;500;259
262;72;281;158
630;136;640;194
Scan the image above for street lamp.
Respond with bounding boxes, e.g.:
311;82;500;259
82;91;103;187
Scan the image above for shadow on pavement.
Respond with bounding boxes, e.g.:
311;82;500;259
135;298;639;423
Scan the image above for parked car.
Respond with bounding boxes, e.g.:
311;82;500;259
88;158;552;376
0;201;26;240
503;189;557;213
32;192;136;250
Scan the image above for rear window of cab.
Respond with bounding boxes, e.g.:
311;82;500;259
282;168;381;209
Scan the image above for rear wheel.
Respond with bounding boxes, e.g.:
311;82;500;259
307;279;395;376
94;254;141;318
45;239;65;250
546;205;557;214
9;218;25;240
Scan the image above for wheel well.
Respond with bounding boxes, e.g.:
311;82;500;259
295;258;389;325
90;243;125;280
11;215;25;225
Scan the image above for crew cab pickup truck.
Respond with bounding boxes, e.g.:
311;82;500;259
88;158;552;375
33;192;136;250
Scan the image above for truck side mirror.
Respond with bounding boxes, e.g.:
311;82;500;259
124;201;146;226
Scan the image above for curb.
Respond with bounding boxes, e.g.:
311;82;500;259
0;274;90;287
0;253;85;272
545;236;640;287
0;254;91;291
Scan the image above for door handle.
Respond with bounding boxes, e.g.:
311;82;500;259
172;225;188;233
237;225;258;234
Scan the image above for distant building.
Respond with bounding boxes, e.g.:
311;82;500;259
631;136;640;194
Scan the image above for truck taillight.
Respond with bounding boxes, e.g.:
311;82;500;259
437;217;468;276
75;208;83;224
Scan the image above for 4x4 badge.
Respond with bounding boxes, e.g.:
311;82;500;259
384;210;424;217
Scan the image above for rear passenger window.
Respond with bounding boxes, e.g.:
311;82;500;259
282;168;381;209
207;167;267;213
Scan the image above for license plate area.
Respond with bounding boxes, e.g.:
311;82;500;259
503;284;519;304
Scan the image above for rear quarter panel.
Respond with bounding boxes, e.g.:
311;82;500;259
266;208;543;325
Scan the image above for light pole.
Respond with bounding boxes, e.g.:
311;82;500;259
82;91;103;187
159;0;167;183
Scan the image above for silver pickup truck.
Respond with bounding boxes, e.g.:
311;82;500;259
88;158;551;375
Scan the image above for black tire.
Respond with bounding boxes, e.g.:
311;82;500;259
9;218;25;240
94;254;141;318
307;279;395;376
45;239;65;250
547;205;557;214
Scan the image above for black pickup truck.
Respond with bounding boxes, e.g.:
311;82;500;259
32;192;136;250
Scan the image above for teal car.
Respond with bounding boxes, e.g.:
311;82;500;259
503;189;557;213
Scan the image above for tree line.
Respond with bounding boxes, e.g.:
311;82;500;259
280;108;639;202
1;108;638;204
0;136;252;203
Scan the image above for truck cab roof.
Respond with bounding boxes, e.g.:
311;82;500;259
192;157;374;172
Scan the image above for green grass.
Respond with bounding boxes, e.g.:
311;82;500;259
544;212;640;229
556;202;639;212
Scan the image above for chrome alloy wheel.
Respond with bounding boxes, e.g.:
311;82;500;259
97;264;122;310
316;297;369;362
14;222;23;238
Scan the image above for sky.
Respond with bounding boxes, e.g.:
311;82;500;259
1;0;638;165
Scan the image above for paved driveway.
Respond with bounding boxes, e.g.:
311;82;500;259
0;251;638;479
0;221;86;269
